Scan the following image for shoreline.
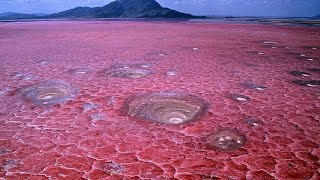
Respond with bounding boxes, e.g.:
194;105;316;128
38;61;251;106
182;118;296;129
1;17;320;27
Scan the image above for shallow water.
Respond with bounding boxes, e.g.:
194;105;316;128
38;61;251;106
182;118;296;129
0;20;319;179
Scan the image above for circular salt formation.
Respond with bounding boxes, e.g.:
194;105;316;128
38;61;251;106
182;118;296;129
300;46;319;50
263;41;278;44
244;117;265;127
243;83;267;91
12;72;36;81
105;68;151;79
231;94;250;102
297;56;317;61
207;129;246;151
39;60;50;66
166;71;177;76
69;68;91;75
124;92;207;125
292;80;320;87
289;71;311;77
90;113;106;121
19;80;77;106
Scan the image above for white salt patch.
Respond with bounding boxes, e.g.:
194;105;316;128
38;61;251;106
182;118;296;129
159;53;165;56
307;84;316;87
193;47;199;50
263;41;278;44
75;71;87;74
40;60;50;66
256;87;264;91
307;58;314;61
272;47;276;49
300;54;306;57
312;47;317;50
236;97;247;101
302;74;310;77
225;136;232;140
169;118;183;124
258;52;264;55
166;71;177;76
58;174;67;178
41;95;54;100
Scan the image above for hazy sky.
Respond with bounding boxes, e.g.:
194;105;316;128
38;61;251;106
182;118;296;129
0;0;319;17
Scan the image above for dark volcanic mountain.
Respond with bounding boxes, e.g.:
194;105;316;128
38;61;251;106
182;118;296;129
49;0;203;19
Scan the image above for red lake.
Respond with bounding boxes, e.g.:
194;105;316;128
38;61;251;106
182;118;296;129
0;20;319;179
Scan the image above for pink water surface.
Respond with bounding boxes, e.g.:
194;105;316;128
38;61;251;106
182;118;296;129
0;20;319;179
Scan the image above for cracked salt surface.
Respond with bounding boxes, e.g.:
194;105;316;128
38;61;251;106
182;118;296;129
1;21;320;180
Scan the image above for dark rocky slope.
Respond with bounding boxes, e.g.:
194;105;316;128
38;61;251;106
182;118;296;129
49;0;204;19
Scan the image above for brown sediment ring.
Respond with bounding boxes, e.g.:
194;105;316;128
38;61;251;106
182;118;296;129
104;68;151;79
124;92;208;125
37;92;60;100
19;80;76;106
207;129;246;151
36;88;68;100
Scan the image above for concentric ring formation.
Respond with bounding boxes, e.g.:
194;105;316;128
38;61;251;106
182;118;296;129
124;92;207;125
19;80;77;106
103;64;151;79
207;129;246;151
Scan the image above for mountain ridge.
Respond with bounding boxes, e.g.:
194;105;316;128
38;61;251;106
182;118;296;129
49;0;203;19
0;12;46;19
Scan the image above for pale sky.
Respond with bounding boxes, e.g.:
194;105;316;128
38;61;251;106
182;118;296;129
0;0;319;17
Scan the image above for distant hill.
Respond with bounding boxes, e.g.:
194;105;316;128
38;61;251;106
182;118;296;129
49;0;203;19
0;0;204;20
314;14;320;18
0;12;47;20
0;13;39;19
0;12;17;17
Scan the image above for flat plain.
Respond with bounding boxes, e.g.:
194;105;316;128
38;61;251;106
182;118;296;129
0;20;319;179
